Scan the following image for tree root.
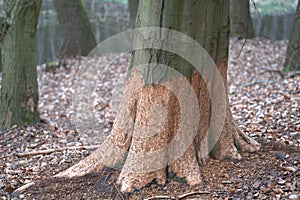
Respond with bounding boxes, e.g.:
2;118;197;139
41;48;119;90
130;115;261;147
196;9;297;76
55;153;104;178
211;117;260;161
168;146;202;186
53;68;261;193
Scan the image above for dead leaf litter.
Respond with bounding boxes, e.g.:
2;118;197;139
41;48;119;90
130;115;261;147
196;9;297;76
0;38;299;199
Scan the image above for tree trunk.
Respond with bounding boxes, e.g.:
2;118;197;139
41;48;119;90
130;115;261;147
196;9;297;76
57;0;260;192
0;49;2;72
284;0;300;71
128;0;139;27
230;0;254;38
54;0;97;58
0;0;41;131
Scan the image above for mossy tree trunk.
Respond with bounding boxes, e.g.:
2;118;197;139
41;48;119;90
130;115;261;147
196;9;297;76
0;0;41;131
57;0;260;192
230;0;254;38
284;0;300;71
54;0;97;58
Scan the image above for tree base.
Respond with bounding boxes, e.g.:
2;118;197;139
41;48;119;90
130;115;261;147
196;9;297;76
56;67;260;192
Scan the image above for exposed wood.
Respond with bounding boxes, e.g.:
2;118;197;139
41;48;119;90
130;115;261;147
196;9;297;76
57;0;260;193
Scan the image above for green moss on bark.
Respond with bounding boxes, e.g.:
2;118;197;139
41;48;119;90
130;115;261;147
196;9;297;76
128;0;230;80
0;0;41;130
284;0;300;71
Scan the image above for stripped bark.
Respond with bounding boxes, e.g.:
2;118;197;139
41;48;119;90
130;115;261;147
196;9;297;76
56;0;260;192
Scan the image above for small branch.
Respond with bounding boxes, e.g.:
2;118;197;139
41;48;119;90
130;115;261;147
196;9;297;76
286;70;300;78
113;183;125;200
233;37;248;59
242;80;272;87
14;182;35;194
178;191;211;199
16;145;101;157
242;69;300;88
260;69;285;79
144;195;176;200
144;191;211;200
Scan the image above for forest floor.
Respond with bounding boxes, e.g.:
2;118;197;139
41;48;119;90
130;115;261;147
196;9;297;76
0;38;299;199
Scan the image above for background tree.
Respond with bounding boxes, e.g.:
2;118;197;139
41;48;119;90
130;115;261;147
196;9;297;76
57;0;260;192
230;0;255;38
284;0;300;71
54;0;97;58
128;0;139;26
0;49;2;72
0;0;41;131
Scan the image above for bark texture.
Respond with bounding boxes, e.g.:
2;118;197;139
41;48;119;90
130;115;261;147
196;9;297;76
230;0;254;38
0;0;41;130
54;0;97;58
284;0;300;71
128;0;139;26
0;49;2;72
57;0;260;192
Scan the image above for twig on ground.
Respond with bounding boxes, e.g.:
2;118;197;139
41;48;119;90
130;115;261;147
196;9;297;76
144;195;176;200
259;68;300;79
113;183;125;200
286;70;300;78
234;37;248;59
104;172;112;184
14;182;36;194
260;68;285;79
16;145;101;157
242;80;272;87
178;191;211;199
144;191;211;200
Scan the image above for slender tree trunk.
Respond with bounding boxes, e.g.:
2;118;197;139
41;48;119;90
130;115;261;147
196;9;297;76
128;0;139;26
284;0;300;71
57;0;260;192
0;49;2;72
0;0;41;130
230;0;254;38
54;0;97;58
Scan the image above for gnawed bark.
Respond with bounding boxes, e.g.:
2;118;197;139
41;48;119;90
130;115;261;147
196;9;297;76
209;62;260;160
57;65;260;192
56;0;260;192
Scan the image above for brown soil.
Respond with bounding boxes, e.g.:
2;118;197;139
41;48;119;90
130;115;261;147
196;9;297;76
1;38;299;199
12;141;299;199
